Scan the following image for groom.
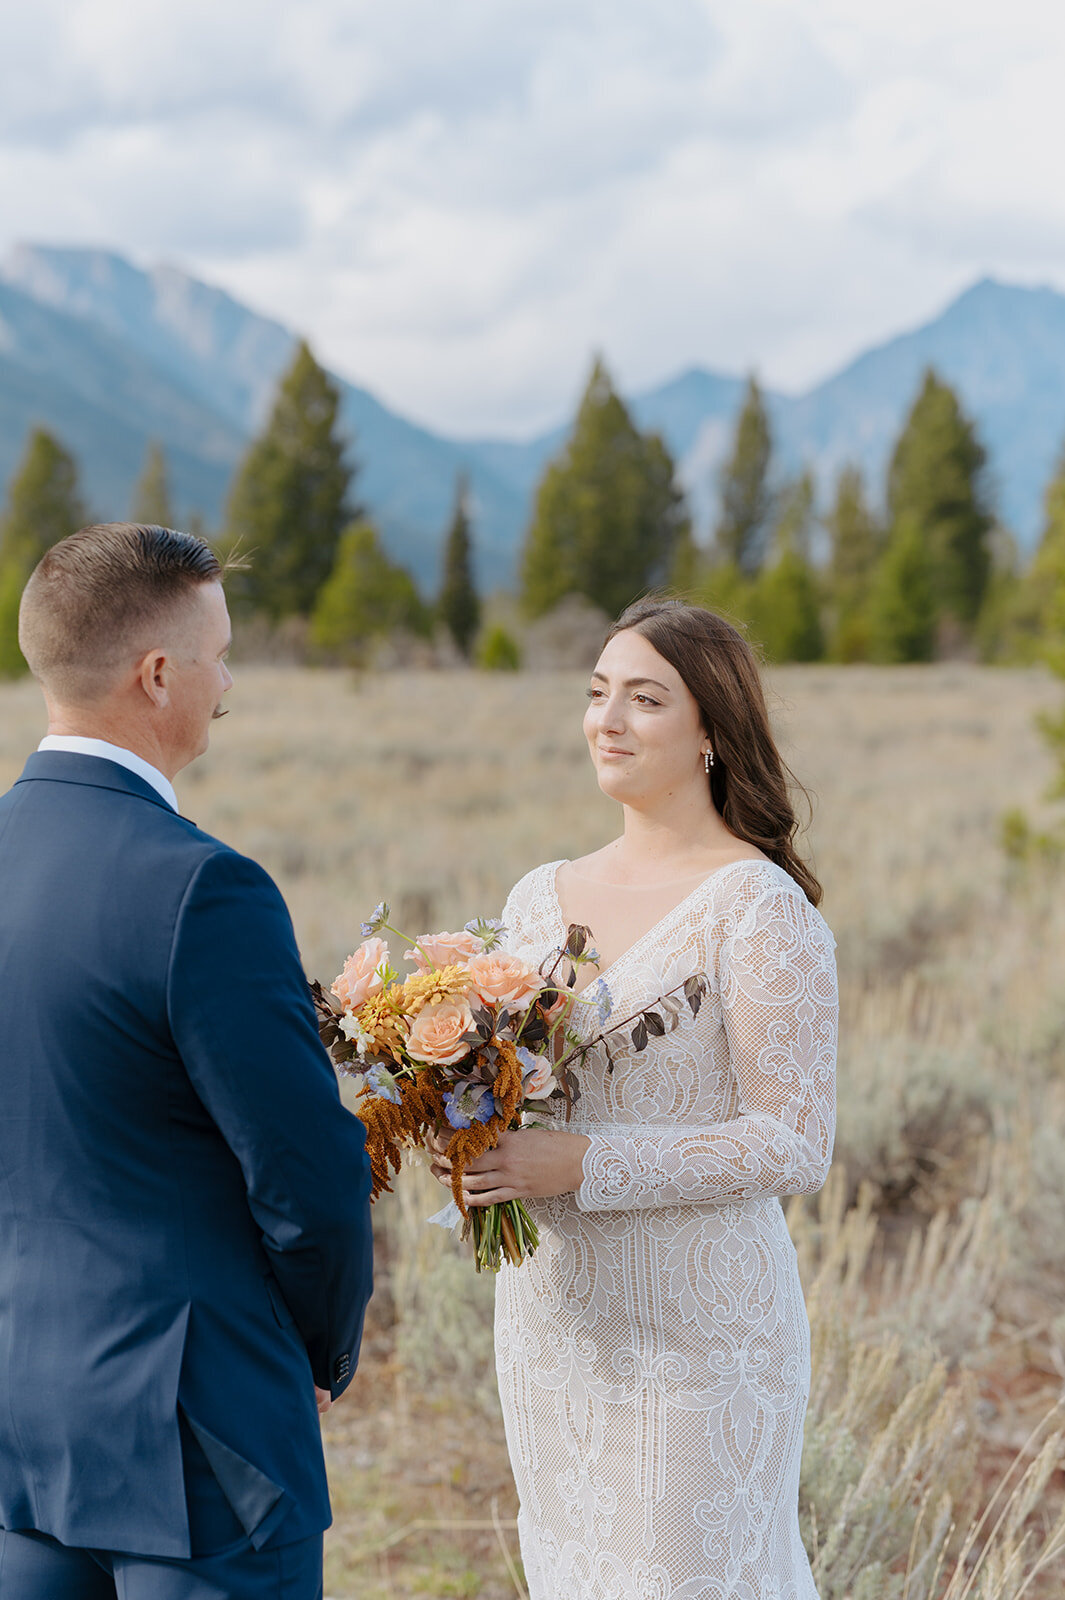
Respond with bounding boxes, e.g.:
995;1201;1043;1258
0;524;373;1598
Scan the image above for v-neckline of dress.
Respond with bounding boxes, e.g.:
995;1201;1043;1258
546;855;774;996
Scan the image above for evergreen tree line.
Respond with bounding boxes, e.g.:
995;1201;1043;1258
519;358;1065;668
2;338;1065;682
0;341;484;676
686;368;1000;665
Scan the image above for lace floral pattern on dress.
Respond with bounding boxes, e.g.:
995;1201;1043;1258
495;858;837;1600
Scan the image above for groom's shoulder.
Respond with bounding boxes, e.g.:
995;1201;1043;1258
165;818;288;918
157;814;280;894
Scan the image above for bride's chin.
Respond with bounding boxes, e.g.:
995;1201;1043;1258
596;770;638;802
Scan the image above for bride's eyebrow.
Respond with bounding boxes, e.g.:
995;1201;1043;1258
590;672;672;694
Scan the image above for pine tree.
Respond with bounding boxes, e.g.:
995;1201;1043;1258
477;624;522;671
667;521;701;595
748;472;823;662
0;563;26;680
887;369;992;637
1030;457;1065;684
773;470;816;560
688;554;752;626
311;521;428;663
131;440;174;527
999;454;1065;857
992;450;1065;661
825;465;883;661
520;358;687;618
974;524;1023;662
224;341;354;619
713;376;773;576
0;428;87;574
749;552;823;662
868;512;937;662
437;475;481;658
0;428;86;679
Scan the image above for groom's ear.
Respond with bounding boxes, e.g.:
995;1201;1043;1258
138;648;172;708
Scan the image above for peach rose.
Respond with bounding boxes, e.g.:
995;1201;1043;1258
522;1058;556;1100
405;930;482;971
332;937;389;1011
541;989;570;1025
467;951;544;1013
405;997;474;1066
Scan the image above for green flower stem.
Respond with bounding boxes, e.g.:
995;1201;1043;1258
465;1200;540;1273
376;920;433;969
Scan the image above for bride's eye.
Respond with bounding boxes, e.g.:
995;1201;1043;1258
633;694;659;707
585;688;604;700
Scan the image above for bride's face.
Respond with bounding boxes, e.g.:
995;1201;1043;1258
583;629;709;807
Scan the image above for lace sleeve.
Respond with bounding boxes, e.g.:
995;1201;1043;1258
501;882;532;955
500;863;558;959
501;884;530;953
576;879;838;1212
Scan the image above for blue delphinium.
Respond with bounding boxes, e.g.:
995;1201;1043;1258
464;916;507;952
443;1081;495;1129
360;901;390;937
588;977;613;1025
365;1063;402;1104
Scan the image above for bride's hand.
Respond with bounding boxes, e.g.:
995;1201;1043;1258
428;1127;591;1205
425;1125;453;1187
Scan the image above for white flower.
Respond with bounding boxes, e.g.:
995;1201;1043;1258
340;1013;374;1054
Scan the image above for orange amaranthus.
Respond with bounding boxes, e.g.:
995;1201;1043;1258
357;1066;449;1199
446;1038;525;1217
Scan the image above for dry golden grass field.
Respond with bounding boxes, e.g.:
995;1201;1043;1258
2;663;1064;1598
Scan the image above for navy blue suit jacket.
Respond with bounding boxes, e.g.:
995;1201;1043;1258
0;752;373;1558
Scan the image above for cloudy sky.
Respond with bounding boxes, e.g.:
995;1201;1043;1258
3;0;1065;436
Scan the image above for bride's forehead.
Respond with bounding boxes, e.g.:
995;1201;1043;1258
593;630;678;681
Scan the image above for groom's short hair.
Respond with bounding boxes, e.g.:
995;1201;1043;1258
19;522;224;704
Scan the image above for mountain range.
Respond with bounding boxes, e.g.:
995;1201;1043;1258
1;244;1063;589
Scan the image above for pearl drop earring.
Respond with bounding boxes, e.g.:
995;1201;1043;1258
704;749;714;774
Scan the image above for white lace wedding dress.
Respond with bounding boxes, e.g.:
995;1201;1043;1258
496;857;837;1600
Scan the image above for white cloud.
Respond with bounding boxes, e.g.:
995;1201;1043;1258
3;0;1065;433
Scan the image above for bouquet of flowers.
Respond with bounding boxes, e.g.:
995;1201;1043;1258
311;904;607;1271
312;903;710;1272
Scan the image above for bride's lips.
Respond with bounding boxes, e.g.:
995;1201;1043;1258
598;746;633;758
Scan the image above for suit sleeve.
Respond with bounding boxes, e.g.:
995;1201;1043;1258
167;847;373;1396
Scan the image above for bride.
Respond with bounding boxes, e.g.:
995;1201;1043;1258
432;597;837;1600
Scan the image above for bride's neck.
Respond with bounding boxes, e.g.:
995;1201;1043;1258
617;791;731;869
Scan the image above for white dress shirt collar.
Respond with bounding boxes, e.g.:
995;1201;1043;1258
37;735;179;813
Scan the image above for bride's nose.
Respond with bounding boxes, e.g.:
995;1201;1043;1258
598;694;627;736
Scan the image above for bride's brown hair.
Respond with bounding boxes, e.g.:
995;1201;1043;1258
606;597;823;907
